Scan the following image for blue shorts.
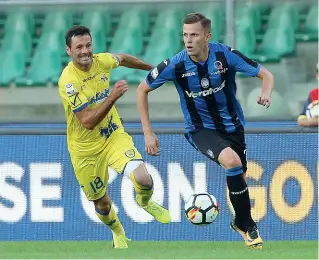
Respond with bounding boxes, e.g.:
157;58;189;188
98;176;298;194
184;126;247;172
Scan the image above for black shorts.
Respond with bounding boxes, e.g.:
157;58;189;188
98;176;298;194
185;127;247;172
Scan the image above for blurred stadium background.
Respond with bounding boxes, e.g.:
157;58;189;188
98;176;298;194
0;0;318;259
0;0;317;122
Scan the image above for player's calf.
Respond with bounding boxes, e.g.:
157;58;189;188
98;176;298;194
129;163;171;223
129;163;154;207
94;195;125;236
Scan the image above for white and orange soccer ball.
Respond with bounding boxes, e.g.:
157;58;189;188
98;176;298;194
184;193;219;225
306;100;319;118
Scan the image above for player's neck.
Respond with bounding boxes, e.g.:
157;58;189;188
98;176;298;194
73;61;92;72
190;47;209;63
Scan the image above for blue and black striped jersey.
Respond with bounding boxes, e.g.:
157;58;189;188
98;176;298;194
146;42;261;133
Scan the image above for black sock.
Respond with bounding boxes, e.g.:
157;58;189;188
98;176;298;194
227;173;255;232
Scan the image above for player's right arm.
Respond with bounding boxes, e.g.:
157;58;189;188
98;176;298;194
297;95;319;127
137;59;172;156
75;80;128;130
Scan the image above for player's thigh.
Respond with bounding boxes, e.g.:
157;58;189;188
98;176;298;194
187;128;230;165
71;154;108;201
225;127;247;172
107;132;144;176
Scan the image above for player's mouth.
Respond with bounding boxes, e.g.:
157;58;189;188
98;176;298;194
80;55;91;61
186;46;193;51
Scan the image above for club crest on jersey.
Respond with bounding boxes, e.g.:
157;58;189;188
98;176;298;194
212;60;228;75
125;149;135;158
201;78;210;89
101;73;108;82
65;83;75;95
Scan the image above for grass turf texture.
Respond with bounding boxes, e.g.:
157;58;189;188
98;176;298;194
0;241;317;259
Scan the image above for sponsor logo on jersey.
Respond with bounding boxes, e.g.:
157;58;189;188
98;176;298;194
182;72;196;78
100;116;118;139
151;68;159;79
83;73;97;83
185;84;225;98
65;83;75;95
89;89;109;104
211;60;228;75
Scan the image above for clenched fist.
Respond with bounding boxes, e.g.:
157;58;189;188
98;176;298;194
109;80;128;101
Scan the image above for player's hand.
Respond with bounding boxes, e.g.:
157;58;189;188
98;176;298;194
144;131;160;156
109;80;128;101
257;91;272;108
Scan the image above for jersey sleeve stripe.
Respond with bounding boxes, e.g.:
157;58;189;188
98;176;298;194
73;102;89;113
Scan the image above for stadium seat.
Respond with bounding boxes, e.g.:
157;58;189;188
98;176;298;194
267;4;299;32
153;9;185;33
148;28;181;54
0;51;26;86
117;8;149;34
4;11;35;35
301;5;318;41
236;3;262;33
41;11;73;36
252;27;295;62
199;5;225;42
1;31;32;58
110;67;136;83
90;29;106;53
15;50;62;86
245;88;292;119
236;24;256;56
36;32;65;55
110;27;143;55
81;10;111;35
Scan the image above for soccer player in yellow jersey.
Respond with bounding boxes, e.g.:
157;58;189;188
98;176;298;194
58;25;171;248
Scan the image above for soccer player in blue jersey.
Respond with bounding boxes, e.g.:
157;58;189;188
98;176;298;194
137;13;274;249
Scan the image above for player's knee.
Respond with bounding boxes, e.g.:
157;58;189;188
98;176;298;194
135;173;153;189
94;194;112;213
227;156;242;169
219;148;242;169
132;164;153;189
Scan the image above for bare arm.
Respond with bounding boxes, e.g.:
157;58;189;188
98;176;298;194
297;116;319;127
137;80;154;134
137;79;160;155
116;53;153;71
256;67;274;107
75;80;128;130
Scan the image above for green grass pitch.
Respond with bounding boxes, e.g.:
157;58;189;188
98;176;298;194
0;241;317;259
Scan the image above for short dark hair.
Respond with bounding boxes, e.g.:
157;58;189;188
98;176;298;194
65;25;91;48
183;13;211;32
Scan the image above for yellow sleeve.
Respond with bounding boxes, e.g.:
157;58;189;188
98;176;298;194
96;53;120;70
58;80;89;113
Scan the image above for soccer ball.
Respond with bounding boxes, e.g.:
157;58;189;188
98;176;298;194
184;193;219;225
306;100;319;118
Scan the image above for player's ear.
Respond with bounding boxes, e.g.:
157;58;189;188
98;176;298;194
66;45;71;56
206;32;212;42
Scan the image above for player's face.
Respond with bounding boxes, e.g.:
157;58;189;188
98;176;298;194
183;22;211;57
66;34;93;69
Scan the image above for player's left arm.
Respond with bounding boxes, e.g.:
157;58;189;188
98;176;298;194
114;53;153;71
226;47;274;108
256;66;274;108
